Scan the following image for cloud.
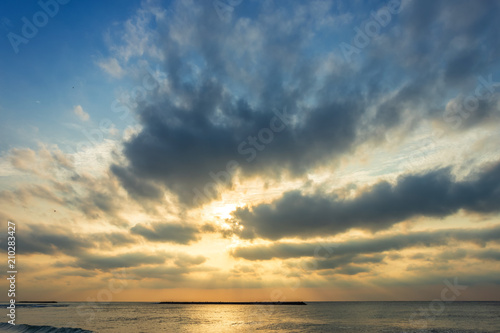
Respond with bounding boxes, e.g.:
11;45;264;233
105;2;165;63
333;265;370;276
286;253;385;276
90;232;137;249
97;57;125;78
70;180;123;222
124;252;213;280
230;224;500;261
9;148;37;171
0;224;137;256
75;252;168;270
231;161;500;240
130;221;199;244
473;249;500;261
58;269;98;278
2;145;128;225
229;263;262;277
109;0;500;209
8;146;74;176
111;165;163;200
174;253;206;267
13;224;93;256
9;184;65;205
73;105;90;122
128;266;188;280
62;169;132;225
114;5;367;205
395;0;500;78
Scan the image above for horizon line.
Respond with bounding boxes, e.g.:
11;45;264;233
5;300;500;303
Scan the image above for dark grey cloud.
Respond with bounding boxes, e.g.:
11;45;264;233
130;221;199;244
231;161;500;240
370;0;500;84
74;252;168;271
416;248;500;264
87;192;117;215
109;0;500;207
289;254;385;275
14;224;92;256
443;90;500;130
371;0;500;131
0;224;137;256
231;224;500;261
333;265;370;276
111;165;163;200
341;0;500;138
473;249;500;261
122;83;363;205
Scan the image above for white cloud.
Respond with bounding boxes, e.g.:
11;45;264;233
104;2;165;64
97;57;125;78
72;138;119;176
74;105;90;122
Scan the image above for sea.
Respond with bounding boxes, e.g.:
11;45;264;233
0;301;498;332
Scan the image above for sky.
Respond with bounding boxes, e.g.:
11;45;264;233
0;0;500;302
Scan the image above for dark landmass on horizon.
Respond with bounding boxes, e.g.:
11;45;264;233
158;301;307;305
18;301;58;303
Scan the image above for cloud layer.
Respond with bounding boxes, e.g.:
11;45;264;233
113;0;500;208
231;161;500;240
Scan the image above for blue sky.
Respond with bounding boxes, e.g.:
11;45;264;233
1;0;500;303
0;0;149;150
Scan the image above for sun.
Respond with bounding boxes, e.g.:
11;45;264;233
203;201;238;221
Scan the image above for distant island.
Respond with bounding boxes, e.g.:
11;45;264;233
158;301;306;305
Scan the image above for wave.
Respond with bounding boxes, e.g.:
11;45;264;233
0;323;93;333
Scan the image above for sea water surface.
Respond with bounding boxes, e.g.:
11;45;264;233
0;301;499;332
